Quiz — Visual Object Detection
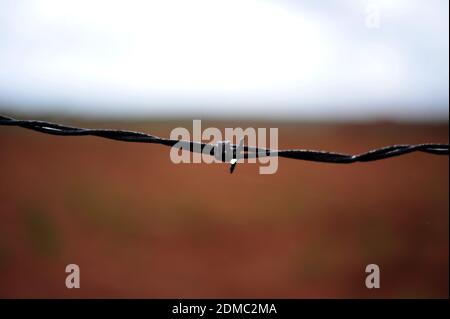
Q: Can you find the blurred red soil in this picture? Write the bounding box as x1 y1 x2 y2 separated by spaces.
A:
0 120 448 298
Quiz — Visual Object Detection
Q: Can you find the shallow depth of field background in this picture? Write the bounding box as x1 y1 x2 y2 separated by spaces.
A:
0 0 449 298
0 119 448 298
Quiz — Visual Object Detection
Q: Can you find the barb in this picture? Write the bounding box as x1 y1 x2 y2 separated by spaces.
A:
0 115 448 174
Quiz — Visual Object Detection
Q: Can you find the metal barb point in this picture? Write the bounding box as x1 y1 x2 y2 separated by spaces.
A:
229 158 238 174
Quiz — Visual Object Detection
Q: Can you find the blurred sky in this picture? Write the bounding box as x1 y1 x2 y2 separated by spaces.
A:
0 0 448 119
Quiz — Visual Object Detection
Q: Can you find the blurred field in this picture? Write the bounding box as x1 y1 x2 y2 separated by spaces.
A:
0 118 448 298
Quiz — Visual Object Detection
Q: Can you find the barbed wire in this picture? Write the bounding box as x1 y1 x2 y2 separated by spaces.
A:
1 115 448 173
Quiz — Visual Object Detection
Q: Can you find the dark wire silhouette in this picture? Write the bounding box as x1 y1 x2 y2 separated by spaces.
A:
1 115 448 174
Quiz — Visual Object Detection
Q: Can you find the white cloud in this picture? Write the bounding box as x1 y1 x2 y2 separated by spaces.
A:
0 0 448 119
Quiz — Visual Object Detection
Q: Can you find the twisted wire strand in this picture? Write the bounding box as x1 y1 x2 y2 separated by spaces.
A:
1 115 448 173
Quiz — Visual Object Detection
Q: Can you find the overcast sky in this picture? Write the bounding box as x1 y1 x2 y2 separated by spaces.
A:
0 0 448 119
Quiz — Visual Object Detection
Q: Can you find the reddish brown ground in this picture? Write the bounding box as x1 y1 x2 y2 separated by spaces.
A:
0 119 448 298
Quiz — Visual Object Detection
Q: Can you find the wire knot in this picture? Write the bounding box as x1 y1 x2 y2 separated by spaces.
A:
214 139 244 174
